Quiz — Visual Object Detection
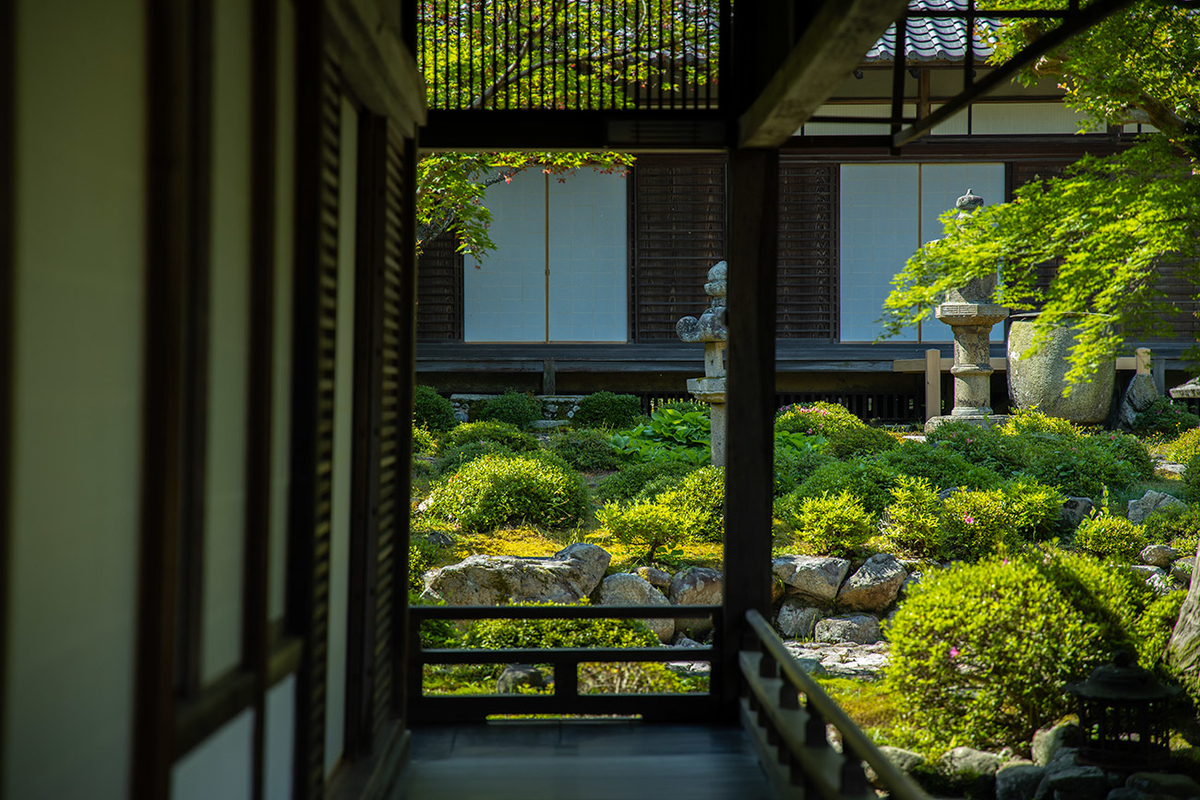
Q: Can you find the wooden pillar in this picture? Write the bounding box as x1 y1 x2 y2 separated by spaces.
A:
1135 347 1151 375
925 349 941 421
720 148 778 720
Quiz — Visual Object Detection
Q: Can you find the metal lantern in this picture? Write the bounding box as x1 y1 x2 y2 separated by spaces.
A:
1065 651 1182 770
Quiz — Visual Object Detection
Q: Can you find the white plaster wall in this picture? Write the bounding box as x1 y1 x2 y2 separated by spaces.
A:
325 95 358 778
839 164 920 342
464 169 547 341
265 676 297 800
269 0 297 625
202 0 253 685
800 103 915 136
971 102 1104 135
171 709 255 800
3 1 144 797
547 170 627 341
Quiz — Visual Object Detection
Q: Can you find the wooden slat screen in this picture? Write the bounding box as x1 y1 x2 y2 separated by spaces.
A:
1011 160 1196 339
416 230 463 341
777 160 838 339
630 155 727 341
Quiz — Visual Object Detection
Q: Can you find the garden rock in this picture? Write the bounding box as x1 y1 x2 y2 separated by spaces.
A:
421 542 611 605
1060 497 1095 530
669 567 722 638
1032 721 1081 767
997 762 1045 800
938 487 964 502
1126 772 1200 798
783 641 887 680
596 573 674 643
815 613 881 645
939 746 1002 797
1142 544 1181 569
776 597 821 639
898 571 922 600
1172 557 1194 586
1045 764 1112 800
771 555 849 603
496 664 546 693
864 746 925 790
1128 565 1178 594
837 553 907 612
635 566 671 589
1129 490 1187 525
425 531 454 547
1120 374 1160 429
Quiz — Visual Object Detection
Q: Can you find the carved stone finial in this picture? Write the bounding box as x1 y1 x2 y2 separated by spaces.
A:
956 188 984 213
677 260 728 343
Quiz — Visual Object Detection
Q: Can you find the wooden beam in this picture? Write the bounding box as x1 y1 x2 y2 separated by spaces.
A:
0 0 13 787
924 349 941 421
738 0 908 148
721 149 779 720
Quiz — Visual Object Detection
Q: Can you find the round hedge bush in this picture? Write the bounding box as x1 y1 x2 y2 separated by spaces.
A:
655 466 725 542
477 390 542 429
547 428 623 472
940 488 1020 560
414 385 457 432
1094 430 1155 482
572 391 643 429
1168 426 1200 465
1072 514 1147 562
778 490 875 558
595 461 697 504
1133 397 1200 439
431 440 510 478
877 441 1003 492
790 460 898 517
775 401 863 438
423 452 588 533
773 447 836 497
925 421 1017 476
886 552 1153 753
412 424 437 455
826 424 897 460
439 420 539 454
596 500 701 562
881 476 944 559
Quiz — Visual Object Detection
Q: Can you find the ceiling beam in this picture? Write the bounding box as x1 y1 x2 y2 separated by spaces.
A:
738 0 908 149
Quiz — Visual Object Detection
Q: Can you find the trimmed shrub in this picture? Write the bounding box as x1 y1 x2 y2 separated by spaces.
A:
773 447 836 497
1186 455 1200 503
1004 407 1082 437
827 425 897 460
654 399 707 416
1137 590 1187 669
877 441 1003 492
412 424 437 455
886 552 1152 753
779 490 875 558
597 500 701 562
775 401 863 438
656 466 725 542
423 452 588 533
1167 426 1200 465
477 390 542 429
1142 503 1200 551
431 440 510 478
881 476 945 559
547 428 622 472
573 391 643 429
414 385 457 432
595 461 696 504
940 489 1018 560
925 421 1017 476
1094 430 1156 482
1073 514 1147 562
1133 397 1200 439
1015 432 1137 500
1002 478 1065 542
439 420 539 454
791 460 898 517
463 605 660 649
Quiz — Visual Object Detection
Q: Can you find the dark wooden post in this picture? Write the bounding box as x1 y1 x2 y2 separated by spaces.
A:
719 148 778 720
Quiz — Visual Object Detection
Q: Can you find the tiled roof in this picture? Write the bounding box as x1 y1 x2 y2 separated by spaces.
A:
865 0 999 62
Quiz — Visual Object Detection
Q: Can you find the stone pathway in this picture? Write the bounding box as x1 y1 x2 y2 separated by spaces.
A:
784 641 889 681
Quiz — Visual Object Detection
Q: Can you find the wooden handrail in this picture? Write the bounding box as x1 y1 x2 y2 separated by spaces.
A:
410 603 720 620
741 609 930 800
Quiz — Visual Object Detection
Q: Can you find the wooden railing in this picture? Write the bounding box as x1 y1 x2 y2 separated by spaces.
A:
740 610 929 800
408 603 722 723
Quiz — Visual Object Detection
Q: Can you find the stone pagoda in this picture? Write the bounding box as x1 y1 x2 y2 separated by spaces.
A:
676 261 728 466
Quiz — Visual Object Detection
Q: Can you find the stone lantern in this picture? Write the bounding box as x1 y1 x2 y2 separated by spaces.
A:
676 261 727 466
1065 651 1181 770
924 189 1009 432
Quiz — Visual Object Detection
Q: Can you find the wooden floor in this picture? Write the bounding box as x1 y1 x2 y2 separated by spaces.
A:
396 721 777 800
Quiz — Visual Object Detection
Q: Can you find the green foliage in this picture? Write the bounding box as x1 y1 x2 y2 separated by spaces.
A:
940 489 1019 560
609 406 711 465
1014 432 1136 501
1073 514 1148 563
423 452 588 533
655 466 724 542
886 552 1153 753
881 476 945 559
1137 591 1188 670
1004 408 1081 437
414 385 458 432
779 491 876 558
775 401 864 438
547 428 622 473
431 440 512 477
773 447 836 497
462 605 660 650
579 661 698 695
827 425 897 460
1093 430 1155 482
477 390 542 429
412 424 437 455
925 421 1017 476
791 460 898 517
572 391 643 429
1170 427 1200 466
596 500 700 562
439 420 539 454
877 441 1003 492
594 461 696 504
1132 397 1200 439
1142 503 1200 552
1001 478 1066 542
1186 456 1200 503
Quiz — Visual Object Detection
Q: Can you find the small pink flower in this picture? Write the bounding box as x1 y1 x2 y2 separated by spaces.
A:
949 646 960 658
964 515 975 525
